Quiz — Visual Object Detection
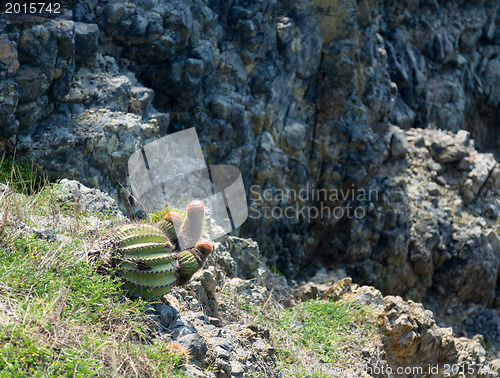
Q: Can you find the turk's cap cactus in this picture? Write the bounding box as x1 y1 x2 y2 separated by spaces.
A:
92 200 214 299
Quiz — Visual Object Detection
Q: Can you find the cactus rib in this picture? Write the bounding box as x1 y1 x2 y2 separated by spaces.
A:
121 270 177 288
118 242 173 257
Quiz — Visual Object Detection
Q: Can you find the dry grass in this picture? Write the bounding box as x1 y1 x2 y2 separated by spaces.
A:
0 185 9 242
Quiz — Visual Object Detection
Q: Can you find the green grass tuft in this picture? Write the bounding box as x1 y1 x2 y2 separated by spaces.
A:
244 297 377 377
273 299 375 363
0 233 188 376
0 157 46 194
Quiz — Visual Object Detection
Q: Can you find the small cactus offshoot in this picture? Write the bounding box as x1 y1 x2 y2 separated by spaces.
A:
94 200 213 299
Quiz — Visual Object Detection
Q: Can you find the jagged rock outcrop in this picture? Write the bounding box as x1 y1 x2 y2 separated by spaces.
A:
161 239 497 377
159 264 298 378
382 0 500 151
313 128 500 311
294 276 496 377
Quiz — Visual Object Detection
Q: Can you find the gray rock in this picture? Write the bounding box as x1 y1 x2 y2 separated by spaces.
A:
457 156 475 171
293 282 328 301
15 96 48 133
316 176 413 296
196 266 216 298
197 324 222 339
182 364 213 378
207 336 231 360
349 285 385 310
73 2 96 24
15 66 49 102
0 34 19 78
424 78 466 132
149 303 178 330
313 126 500 311
390 126 409 158
484 204 500 220
128 86 153 119
147 110 170 134
385 35 427 106
49 20 75 102
208 241 238 278
57 179 124 218
429 133 469 164
230 361 244 377
32 228 57 242
227 237 260 280
176 333 208 366
434 228 499 307
74 22 99 64
17 22 59 82
172 324 198 339
380 295 486 368
463 307 500 346
389 93 416 129
459 153 497 204
211 357 231 377
279 119 307 156
0 79 19 137
485 164 500 196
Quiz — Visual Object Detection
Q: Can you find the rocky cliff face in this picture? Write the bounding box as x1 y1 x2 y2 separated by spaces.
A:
1 0 500 318
383 0 500 147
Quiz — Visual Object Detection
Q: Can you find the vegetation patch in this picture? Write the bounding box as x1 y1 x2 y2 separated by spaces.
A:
247 298 377 377
0 157 45 194
0 161 187 377
0 233 185 377
0 158 381 377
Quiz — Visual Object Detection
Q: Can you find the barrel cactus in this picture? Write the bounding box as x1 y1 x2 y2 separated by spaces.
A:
94 200 213 299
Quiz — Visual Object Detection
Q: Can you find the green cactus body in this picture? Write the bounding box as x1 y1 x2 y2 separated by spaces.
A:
157 220 177 241
108 223 177 298
174 250 200 287
118 233 169 247
121 282 173 298
95 200 213 299
118 242 173 259
122 270 177 288
121 256 178 273
177 250 202 275
157 212 182 242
